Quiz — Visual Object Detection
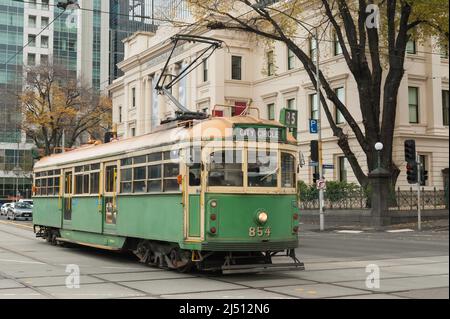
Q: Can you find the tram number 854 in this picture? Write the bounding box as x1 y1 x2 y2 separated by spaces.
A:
248 227 271 237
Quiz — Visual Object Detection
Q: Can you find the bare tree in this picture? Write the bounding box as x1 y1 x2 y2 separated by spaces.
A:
20 63 112 156
185 0 448 191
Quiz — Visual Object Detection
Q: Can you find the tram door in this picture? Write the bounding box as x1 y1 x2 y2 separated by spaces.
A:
103 163 118 233
62 169 73 228
185 158 202 240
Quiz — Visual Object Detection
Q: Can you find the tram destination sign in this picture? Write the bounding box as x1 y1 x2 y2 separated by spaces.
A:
233 126 282 141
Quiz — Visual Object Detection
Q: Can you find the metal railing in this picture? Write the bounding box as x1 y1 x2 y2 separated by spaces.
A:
299 186 449 211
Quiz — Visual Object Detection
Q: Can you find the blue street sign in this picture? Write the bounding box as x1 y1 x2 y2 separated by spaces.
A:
309 119 318 134
323 164 335 169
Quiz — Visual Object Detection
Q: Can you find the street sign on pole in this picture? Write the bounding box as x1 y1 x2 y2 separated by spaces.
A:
309 119 318 134
316 179 326 190
322 164 334 170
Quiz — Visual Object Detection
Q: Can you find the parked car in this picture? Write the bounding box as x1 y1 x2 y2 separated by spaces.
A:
19 199 33 208
7 202 33 221
1 203 12 216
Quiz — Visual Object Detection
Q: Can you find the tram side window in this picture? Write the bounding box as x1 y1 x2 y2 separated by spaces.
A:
35 170 61 196
208 150 243 187
281 153 296 188
54 176 60 195
164 163 180 191
47 176 54 195
247 150 278 187
120 168 132 193
133 166 146 193
148 164 162 192
35 179 41 195
90 172 100 194
41 178 47 195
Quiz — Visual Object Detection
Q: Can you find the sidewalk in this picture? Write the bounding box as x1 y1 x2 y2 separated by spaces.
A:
300 218 449 233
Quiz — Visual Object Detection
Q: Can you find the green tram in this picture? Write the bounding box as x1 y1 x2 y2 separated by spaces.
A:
32 115 304 273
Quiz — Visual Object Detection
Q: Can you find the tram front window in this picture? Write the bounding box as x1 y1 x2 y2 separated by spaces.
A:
247 150 278 187
208 150 243 187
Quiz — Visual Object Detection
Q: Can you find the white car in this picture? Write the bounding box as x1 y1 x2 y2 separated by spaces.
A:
19 199 33 208
1 203 12 216
7 202 33 221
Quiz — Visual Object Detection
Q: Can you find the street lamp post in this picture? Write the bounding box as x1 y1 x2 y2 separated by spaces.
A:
369 142 391 228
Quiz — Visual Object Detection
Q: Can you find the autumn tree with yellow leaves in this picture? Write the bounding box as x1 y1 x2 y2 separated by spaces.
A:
185 0 448 190
20 64 112 156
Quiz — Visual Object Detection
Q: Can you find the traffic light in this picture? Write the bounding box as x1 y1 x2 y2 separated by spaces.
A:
310 140 319 162
406 163 418 184
404 140 416 164
420 169 428 186
313 173 320 184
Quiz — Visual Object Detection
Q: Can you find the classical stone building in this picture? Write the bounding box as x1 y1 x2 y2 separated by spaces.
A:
108 24 449 190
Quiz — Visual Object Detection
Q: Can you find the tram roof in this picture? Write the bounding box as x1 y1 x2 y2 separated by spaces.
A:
34 116 295 170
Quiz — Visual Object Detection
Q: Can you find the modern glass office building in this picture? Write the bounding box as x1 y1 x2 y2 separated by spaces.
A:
0 0 34 202
0 0 190 201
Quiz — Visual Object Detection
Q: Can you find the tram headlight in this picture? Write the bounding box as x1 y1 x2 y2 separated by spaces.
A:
210 200 217 208
257 211 268 224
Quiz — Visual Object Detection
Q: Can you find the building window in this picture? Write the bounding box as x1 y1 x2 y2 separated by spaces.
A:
334 87 345 124
443 90 449 126
338 156 348 182
131 87 136 108
408 87 419 124
309 93 319 120
287 98 295 110
29 0 36 8
309 37 317 62
41 36 49 48
28 16 36 28
231 56 242 80
28 34 36 47
267 50 275 76
287 48 295 70
406 39 416 54
118 106 122 123
267 103 275 120
40 54 48 65
41 0 49 10
333 32 343 56
441 43 449 59
203 59 208 82
131 127 136 137
28 53 36 66
41 17 49 28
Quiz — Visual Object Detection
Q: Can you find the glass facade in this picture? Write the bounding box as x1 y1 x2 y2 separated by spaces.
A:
93 0 102 90
109 0 158 82
0 0 24 144
53 6 78 79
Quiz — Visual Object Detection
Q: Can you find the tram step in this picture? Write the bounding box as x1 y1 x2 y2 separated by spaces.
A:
222 262 305 274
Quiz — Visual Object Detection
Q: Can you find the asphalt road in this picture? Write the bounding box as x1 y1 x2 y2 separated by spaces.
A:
0 216 448 299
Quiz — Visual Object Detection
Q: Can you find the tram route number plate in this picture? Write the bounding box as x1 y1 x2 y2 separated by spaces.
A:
249 227 271 237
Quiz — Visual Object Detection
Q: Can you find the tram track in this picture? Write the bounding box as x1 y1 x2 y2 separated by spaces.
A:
0 221 447 299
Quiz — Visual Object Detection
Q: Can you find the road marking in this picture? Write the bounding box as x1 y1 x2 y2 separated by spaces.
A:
0 220 34 230
336 230 363 234
386 229 415 233
0 258 45 265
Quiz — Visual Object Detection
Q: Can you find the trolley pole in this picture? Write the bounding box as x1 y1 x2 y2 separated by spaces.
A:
315 28 325 231
417 154 421 231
